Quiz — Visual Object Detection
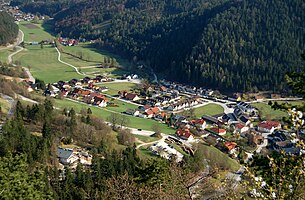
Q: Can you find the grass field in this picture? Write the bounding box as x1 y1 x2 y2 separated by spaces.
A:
13 45 85 83
53 98 175 134
135 135 159 143
251 102 288 120
99 82 139 96
0 49 12 63
15 20 132 83
20 21 54 42
194 104 224 117
106 99 138 113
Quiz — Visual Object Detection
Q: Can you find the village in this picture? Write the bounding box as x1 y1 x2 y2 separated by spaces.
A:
35 71 304 170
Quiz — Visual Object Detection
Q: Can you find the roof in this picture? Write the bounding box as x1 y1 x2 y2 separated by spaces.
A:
191 119 206 125
225 142 237 151
143 104 151 109
151 107 160 114
235 123 245 129
258 121 280 129
57 148 73 159
210 128 226 134
176 129 193 139
145 109 154 115
125 93 138 100
160 86 167 91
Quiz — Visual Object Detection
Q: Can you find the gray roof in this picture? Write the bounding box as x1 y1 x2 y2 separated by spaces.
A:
57 148 73 159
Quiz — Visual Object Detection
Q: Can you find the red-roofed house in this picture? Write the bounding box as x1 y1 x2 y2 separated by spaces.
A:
190 119 206 130
257 121 281 133
210 128 227 136
225 142 238 154
235 123 249 134
176 129 194 141
145 109 155 118
125 93 140 101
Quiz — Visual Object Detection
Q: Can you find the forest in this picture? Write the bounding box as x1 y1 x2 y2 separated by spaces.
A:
13 0 305 92
0 11 19 45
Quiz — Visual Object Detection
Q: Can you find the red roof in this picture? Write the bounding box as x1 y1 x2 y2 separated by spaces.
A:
176 129 193 139
151 107 160 114
160 86 167 91
191 119 206 125
210 128 226 134
125 93 138 100
235 123 245 129
258 121 280 130
225 142 237 151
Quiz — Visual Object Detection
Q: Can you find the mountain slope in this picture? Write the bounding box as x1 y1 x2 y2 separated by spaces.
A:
0 11 19 45
15 0 305 92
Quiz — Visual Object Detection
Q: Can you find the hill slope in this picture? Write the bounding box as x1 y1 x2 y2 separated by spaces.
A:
0 11 19 45
15 0 305 92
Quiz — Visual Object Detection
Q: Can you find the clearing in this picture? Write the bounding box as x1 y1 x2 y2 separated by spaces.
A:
194 103 224 118
251 102 288 120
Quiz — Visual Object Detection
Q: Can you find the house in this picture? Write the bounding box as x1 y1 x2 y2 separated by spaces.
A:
57 148 78 165
125 109 139 116
138 104 151 112
155 112 167 121
145 109 154 118
257 121 281 133
210 127 227 136
190 119 206 130
176 129 194 141
125 93 140 101
225 142 238 155
235 123 249 134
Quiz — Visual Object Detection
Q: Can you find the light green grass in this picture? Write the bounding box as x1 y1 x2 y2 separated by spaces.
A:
106 99 138 113
251 102 288 120
19 21 54 42
13 45 84 83
0 49 11 63
53 98 175 134
194 104 224 117
135 135 159 143
99 82 138 96
0 97 10 114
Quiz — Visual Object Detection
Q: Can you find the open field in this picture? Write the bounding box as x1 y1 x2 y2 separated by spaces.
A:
251 102 289 120
135 135 159 143
53 98 175 134
20 21 54 42
15 20 132 83
106 99 138 113
100 82 138 96
194 104 224 118
13 45 85 83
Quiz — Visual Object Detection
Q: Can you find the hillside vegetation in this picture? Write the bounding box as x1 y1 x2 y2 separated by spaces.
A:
13 0 305 92
0 11 19 45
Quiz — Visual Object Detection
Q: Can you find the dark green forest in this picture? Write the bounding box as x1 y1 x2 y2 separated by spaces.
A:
12 0 305 92
0 11 19 45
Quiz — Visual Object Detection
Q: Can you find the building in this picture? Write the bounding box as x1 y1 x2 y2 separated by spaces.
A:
176 129 194 141
125 93 140 101
190 119 206 130
257 121 281 133
235 123 249 134
224 142 238 155
210 127 227 136
57 148 78 165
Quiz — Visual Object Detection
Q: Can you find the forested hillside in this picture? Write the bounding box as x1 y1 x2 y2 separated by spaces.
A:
0 11 19 45
14 0 305 92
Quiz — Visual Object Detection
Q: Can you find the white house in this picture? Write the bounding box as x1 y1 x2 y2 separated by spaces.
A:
57 148 78 165
257 121 281 133
235 123 249 134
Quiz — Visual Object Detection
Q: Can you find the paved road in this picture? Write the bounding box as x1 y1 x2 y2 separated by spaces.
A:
136 134 167 149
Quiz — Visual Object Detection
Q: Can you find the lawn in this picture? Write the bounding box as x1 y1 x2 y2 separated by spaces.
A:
12 45 85 83
135 135 159 143
19 21 54 42
53 98 175 134
194 103 224 118
251 102 288 120
15 20 132 83
0 49 12 63
106 99 138 113
99 82 139 96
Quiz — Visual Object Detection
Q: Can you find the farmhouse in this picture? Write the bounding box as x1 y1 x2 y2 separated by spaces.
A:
210 127 227 136
176 129 194 141
235 123 249 134
257 121 281 133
